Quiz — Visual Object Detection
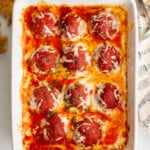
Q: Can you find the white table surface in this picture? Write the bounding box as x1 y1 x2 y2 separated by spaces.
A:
0 7 150 150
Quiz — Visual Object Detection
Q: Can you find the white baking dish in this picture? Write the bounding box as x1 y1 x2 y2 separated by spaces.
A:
11 0 138 149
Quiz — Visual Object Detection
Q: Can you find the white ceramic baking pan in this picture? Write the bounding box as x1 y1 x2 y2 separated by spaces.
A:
11 0 138 149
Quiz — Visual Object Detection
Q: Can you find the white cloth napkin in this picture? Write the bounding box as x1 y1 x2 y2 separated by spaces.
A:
137 0 150 132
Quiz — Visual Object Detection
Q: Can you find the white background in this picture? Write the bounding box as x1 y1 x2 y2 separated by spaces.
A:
0 7 150 150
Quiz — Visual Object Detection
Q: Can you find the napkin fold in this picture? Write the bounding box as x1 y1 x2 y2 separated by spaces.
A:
137 0 150 132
